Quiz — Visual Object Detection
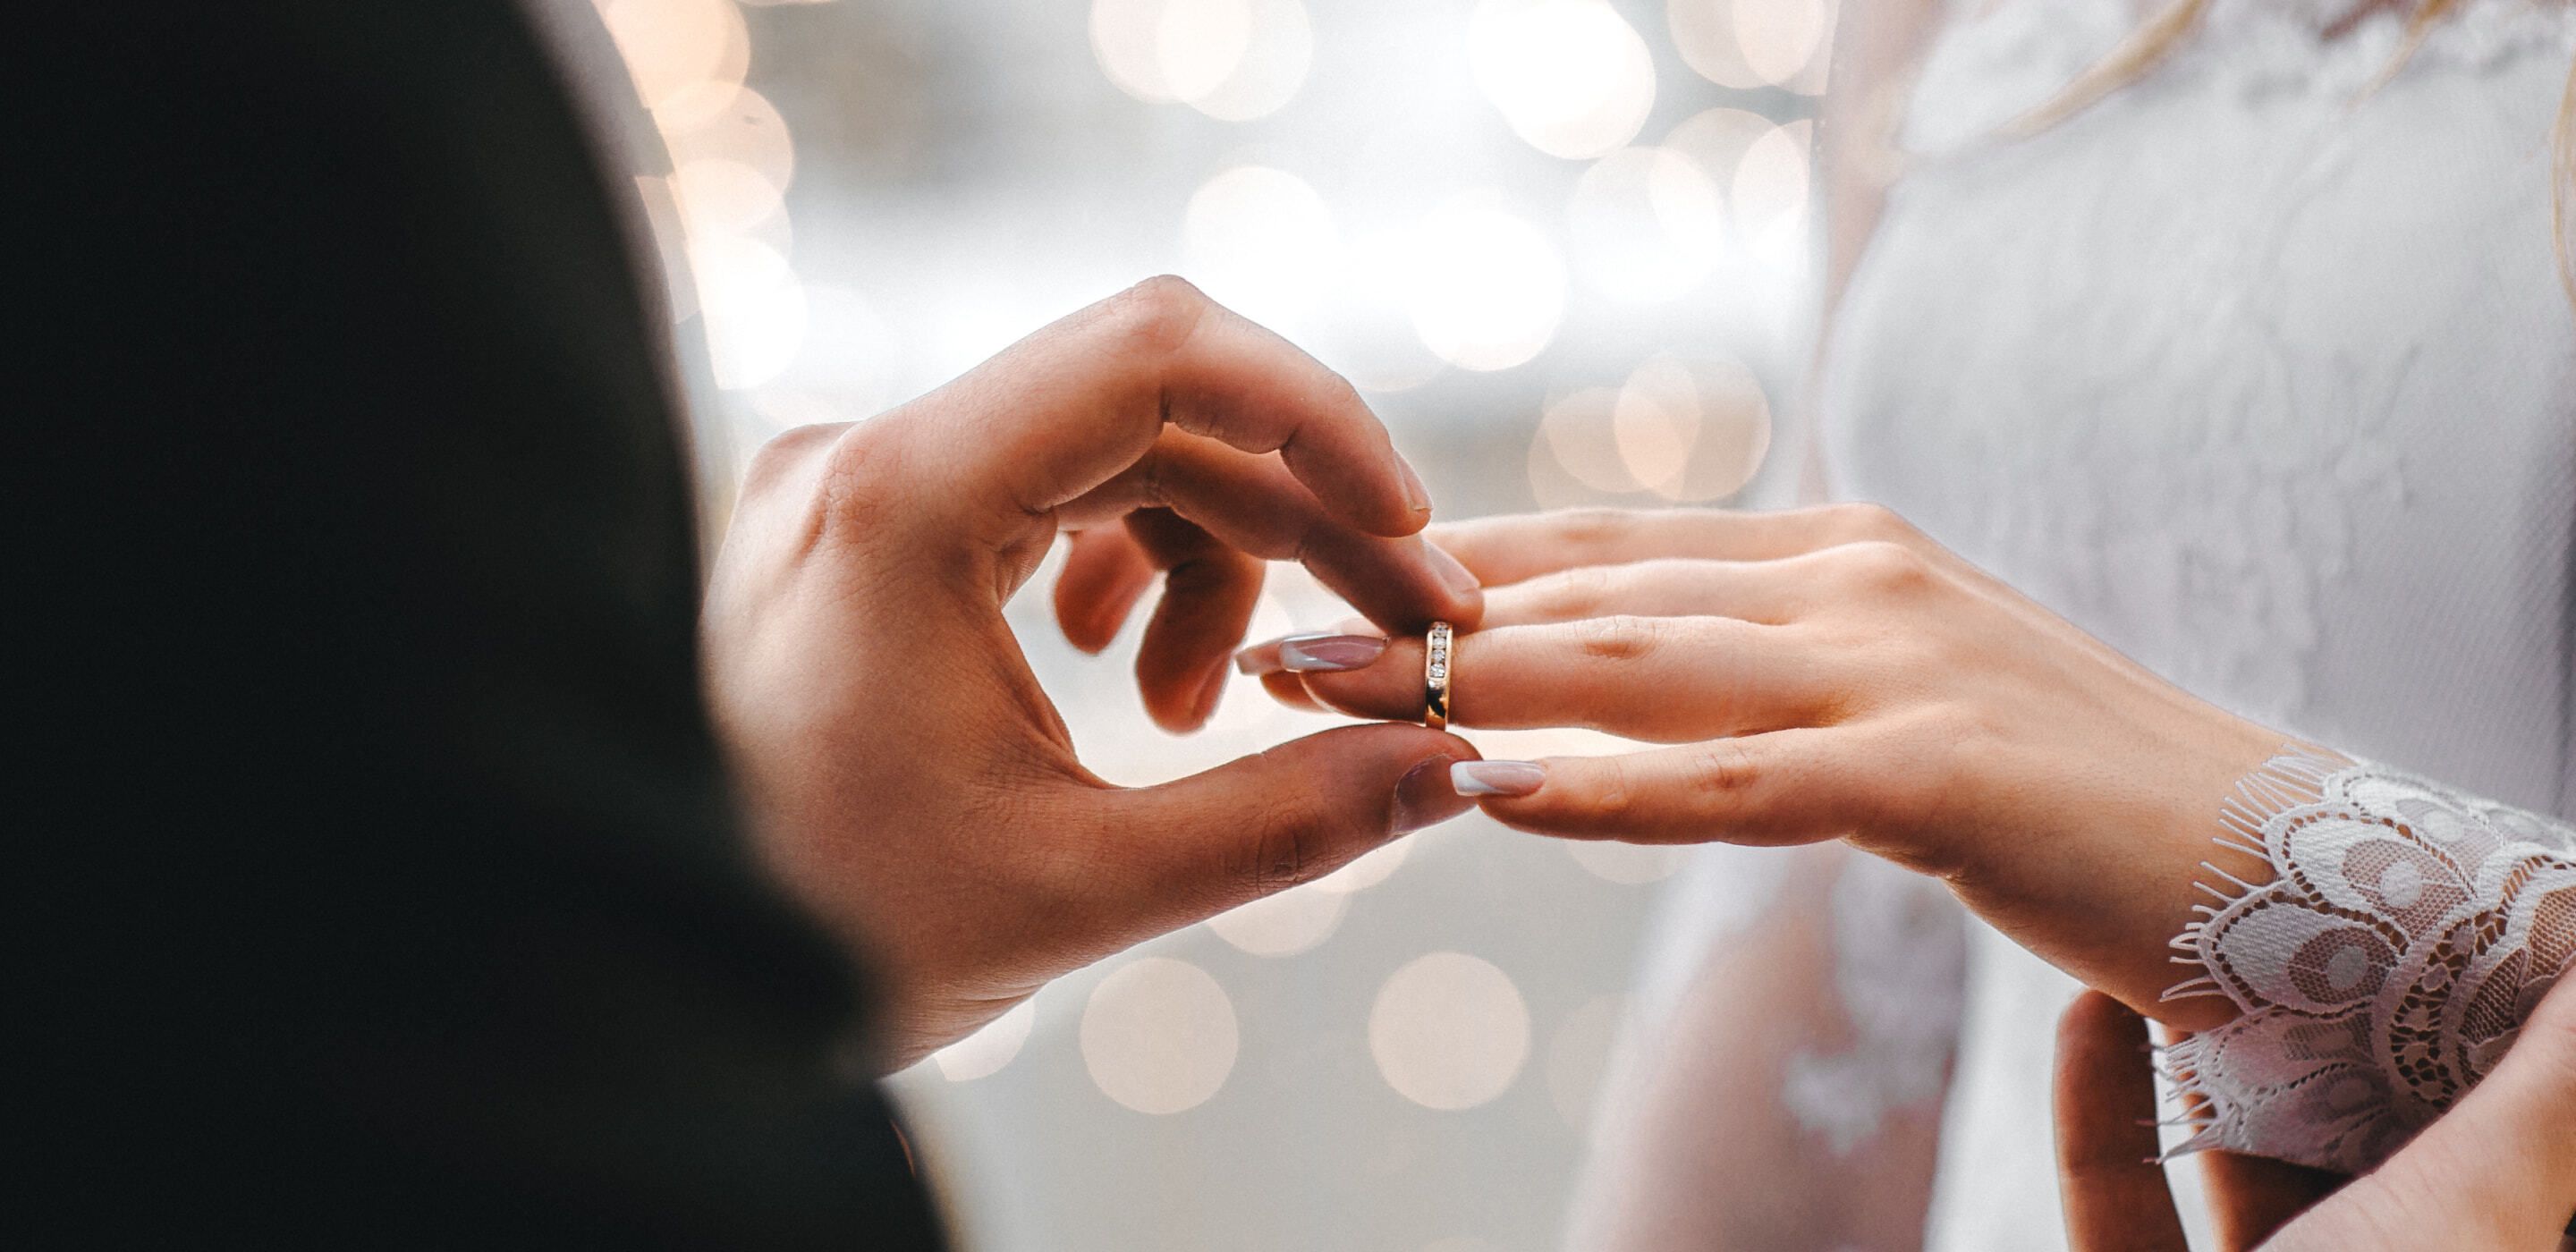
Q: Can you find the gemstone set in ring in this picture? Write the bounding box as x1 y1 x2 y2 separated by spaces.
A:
1424 621 1453 730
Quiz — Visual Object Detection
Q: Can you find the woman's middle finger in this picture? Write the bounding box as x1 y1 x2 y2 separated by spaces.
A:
1275 616 1836 743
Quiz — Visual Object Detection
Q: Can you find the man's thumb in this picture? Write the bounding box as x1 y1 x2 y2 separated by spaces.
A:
1096 722 1478 936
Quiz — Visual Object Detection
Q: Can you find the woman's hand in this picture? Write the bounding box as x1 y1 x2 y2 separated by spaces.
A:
703 278 1486 1069
1241 503 2284 1029
2055 982 2576 1250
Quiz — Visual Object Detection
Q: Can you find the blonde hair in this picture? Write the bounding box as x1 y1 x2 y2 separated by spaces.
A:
2002 0 2576 304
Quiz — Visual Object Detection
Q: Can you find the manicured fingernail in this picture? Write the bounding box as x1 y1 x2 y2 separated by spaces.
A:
1398 461 1434 518
1452 760 1544 797
1426 544 1480 597
1277 632 1387 673
1392 757 1474 833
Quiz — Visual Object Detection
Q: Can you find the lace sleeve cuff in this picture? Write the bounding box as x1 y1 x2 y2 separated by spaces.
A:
2162 746 2576 1173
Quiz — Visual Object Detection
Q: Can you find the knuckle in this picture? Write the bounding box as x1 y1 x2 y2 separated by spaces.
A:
739 421 846 499
1587 756 1640 822
1535 565 1615 618
1554 507 1642 553
1575 614 1665 663
1841 538 1936 595
1103 275 1214 357
1679 740 1762 804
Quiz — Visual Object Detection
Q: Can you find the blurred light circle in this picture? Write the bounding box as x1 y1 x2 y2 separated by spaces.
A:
1568 147 1726 302
1470 0 1657 160
600 0 750 123
1667 0 1758 89
1669 0 1830 91
1563 838 1688 884
1546 994 1629 1132
1309 231 1446 394
1080 958 1241 1114
661 86 796 191
1404 198 1565 372
1191 0 1314 121
1182 165 1341 329
691 235 809 390
1664 106 1775 188
1617 355 1773 500
1737 0 1833 88
1097 0 1307 115
1732 119 1812 239
1369 952 1530 1110
1207 884 1351 956
932 1000 1035 1082
1614 357 1701 495
784 283 903 414
672 158 784 239
1538 386 1640 494
1310 837 1410 895
1093 0 1182 101
1158 0 1255 103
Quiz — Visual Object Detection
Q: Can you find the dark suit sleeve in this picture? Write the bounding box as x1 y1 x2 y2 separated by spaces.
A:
21 6 947 1248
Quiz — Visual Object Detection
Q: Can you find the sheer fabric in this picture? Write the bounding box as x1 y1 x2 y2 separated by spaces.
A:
2169 748 2576 1172
1575 0 2576 1247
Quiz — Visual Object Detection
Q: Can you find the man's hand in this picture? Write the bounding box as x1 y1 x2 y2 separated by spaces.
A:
2055 983 2576 1251
701 278 1485 1069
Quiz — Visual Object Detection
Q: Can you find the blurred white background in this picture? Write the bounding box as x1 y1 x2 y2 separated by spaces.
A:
597 1 1834 1247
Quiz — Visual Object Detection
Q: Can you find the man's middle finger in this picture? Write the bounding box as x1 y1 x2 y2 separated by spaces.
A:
1062 427 1483 633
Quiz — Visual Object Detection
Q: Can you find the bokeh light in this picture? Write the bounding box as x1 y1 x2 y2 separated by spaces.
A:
599 0 750 123
672 157 785 239
660 85 796 190
1369 952 1531 1110
1195 0 1315 122
1312 837 1411 895
691 234 808 390
1623 354 1773 500
935 1000 1038 1082
1668 0 1834 92
1537 386 1640 496
1404 197 1566 372
1308 231 1449 393
1470 0 1658 160
1206 884 1351 956
1081 957 1241 1114
1093 0 1313 120
1183 165 1342 331
1568 146 1727 302
1732 119 1813 241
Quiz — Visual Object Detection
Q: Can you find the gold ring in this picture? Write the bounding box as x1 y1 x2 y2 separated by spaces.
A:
1424 621 1453 730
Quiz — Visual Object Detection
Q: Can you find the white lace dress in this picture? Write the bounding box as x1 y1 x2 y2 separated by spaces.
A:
1576 2 2576 1248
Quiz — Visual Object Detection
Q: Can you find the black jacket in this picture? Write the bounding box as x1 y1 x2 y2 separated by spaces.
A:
23 4 945 1246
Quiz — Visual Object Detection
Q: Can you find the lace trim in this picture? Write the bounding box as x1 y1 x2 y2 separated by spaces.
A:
2161 746 2576 1172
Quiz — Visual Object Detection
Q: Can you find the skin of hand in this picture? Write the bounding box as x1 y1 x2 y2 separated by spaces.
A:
1236 504 2287 1031
2055 981 2576 1251
702 278 1487 1070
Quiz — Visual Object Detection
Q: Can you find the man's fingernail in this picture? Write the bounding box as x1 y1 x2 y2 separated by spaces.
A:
1276 632 1387 673
1427 544 1480 597
1399 461 1434 518
1392 757 1472 833
1452 760 1545 797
